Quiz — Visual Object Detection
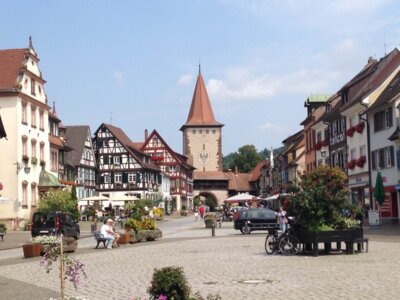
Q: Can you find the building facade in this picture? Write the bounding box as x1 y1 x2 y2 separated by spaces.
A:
0 38 53 228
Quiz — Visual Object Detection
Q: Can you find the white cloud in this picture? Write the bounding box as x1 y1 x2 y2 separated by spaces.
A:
177 74 193 86
206 67 338 103
113 71 125 86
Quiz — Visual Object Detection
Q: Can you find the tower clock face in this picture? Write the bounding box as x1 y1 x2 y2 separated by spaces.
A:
198 151 209 165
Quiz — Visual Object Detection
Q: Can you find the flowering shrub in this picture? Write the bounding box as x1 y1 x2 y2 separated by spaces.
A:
32 235 60 245
39 235 87 291
141 219 157 230
153 207 164 218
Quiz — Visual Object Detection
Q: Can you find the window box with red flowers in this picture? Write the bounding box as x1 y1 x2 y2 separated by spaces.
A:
346 159 356 170
321 139 329 147
346 127 355 137
354 122 365 133
356 156 366 168
151 156 163 162
314 142 322 151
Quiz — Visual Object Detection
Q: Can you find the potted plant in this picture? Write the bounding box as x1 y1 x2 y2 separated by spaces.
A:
204 214 217 228
23 239 42 258
0 223 6 233
40 160 46 167
289 165 363 256
180 205 188 216
31 157 38 165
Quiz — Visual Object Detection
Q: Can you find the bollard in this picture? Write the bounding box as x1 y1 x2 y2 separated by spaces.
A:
91 223 97 233
211 224 215 237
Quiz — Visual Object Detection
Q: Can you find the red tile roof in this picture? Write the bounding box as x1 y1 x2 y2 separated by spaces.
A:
181 72 223 129
0 49 26 89
225 171 252 191
249 161 270 182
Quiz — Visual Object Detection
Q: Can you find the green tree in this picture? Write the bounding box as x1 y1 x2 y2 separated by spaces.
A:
70 186 77 201
38 189 80 220
289 165 352 230
234 145 262 173
222 152 237 171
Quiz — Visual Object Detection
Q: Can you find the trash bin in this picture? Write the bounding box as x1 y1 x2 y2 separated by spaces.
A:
91 223 97 232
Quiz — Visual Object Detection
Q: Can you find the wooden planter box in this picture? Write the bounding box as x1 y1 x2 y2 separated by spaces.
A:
118 233 130 244
296 228 363 256
23 244 41 258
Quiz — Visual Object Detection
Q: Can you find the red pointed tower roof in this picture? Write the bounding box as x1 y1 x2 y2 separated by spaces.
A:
180 69 223 130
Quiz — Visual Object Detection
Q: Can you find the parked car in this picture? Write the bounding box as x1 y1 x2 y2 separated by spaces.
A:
233 208 279 234
31 211 80 239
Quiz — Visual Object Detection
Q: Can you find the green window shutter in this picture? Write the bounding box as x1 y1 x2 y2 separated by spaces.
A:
100 175 104 184
136 172 141 183
111 174 114 184
122 172 128 183
103 155 109 165
157 174 162 184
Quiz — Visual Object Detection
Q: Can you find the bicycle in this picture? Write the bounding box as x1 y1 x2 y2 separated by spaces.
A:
265 225 302 255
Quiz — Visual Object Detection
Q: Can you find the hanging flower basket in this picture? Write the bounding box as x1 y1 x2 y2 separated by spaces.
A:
314 142 322 151
22 155 29 163
346 127 355 137
355 122 365 133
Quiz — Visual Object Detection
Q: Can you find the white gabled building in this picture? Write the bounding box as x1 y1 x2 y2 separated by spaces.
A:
366 68 400 223
0 38 52 229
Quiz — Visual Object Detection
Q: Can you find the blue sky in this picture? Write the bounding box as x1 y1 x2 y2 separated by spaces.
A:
1 0 400 155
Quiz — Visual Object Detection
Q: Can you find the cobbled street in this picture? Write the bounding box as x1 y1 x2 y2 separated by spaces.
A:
0 217 399 300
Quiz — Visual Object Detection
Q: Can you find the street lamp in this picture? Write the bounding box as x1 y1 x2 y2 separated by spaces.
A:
15 162 31 174
321 149 326 158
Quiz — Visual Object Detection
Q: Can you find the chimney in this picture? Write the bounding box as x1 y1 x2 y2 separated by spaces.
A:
144 129 148 140
365 56 377 69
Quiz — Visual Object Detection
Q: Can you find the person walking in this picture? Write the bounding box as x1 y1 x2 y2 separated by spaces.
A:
194 206 199 221
277 206 288 233
199 206 205 219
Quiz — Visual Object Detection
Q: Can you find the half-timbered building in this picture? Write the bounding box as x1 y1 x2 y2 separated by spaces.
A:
141 129 194 211
93 123 161 204
64 125 97 202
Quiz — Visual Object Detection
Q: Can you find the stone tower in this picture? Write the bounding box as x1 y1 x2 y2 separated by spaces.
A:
180 69 224 172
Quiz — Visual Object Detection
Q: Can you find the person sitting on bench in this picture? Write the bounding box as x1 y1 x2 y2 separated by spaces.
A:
100 219 116 249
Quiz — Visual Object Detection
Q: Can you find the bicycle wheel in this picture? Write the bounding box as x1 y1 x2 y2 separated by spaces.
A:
279 235 302 255
265 234 276 254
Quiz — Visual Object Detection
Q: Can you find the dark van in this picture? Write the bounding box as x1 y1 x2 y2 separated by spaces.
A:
31 211 80 239
234 208 279 234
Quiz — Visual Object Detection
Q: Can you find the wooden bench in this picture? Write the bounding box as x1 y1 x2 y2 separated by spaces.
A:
0 232 5 241
93 231 107 249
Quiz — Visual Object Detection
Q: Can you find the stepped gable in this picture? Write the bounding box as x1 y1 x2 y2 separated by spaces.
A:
180 71 223 129
0 49 26 89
